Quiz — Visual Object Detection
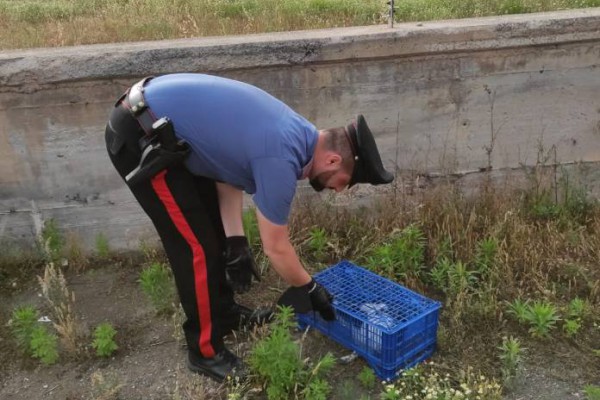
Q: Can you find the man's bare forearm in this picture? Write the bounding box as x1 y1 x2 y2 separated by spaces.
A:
216 182 244 237
254 210 310 286
265 241 312 287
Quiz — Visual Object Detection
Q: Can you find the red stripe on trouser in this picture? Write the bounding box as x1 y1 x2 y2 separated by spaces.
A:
150 170 216 358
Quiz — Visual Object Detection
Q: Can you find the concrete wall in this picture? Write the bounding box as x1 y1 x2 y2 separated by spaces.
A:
1 9 600 250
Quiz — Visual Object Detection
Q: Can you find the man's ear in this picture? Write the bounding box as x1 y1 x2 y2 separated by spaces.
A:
326 153 342 166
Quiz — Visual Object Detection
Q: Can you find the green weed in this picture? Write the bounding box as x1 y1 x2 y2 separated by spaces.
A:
308 227 329 260
474 237 498 275
95 232 110 258
447 260 477 295
506 299 531 324
523 190 561 221
567 297 589 320
525 300 561 338
563 319 581 338
216 0 260 18
366 224 425 282
430 257 478 324
559 175 596 224
41 218 64 262
585 385 600 400
357 365 376 389
92 322 118 357
522 174 596 226
249 306 335 400
9 305 59 365
506 298 562 338
4 1 75 23
561 296 588 338
302 376 331 400
9 305 39 350
499 0 531 14
139 262 176 314
243 208 261 249
29 325 59 365
498 336 524 388
431 235 455 264
429 257 451 291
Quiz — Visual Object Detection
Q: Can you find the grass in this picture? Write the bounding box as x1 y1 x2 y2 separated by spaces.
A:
9 305 39 351
38 261 84 357
249 306 335 400
29 325 59 365
524 300 561 338
91 322 118 357
1 0 599 49
498 336 524 388
2 160 600 396
585 385 600 400
285 166 600 389
95 233 110 259
41 218 64 263
364 224 426 284
10 305 60 365
138 261 176 314
357 366 377 389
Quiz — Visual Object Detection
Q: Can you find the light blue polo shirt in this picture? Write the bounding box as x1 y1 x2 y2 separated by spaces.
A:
143 73 318 225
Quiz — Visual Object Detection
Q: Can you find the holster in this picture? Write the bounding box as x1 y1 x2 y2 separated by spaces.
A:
125 117 190 186
110 77 191 186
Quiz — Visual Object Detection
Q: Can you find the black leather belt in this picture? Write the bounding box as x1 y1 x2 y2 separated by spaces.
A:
121 76 157 136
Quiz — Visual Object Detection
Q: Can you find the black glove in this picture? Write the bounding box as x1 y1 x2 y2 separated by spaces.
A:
224 236 260 294
278 279 336 321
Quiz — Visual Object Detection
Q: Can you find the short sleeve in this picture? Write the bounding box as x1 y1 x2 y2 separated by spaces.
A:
251 158 298 225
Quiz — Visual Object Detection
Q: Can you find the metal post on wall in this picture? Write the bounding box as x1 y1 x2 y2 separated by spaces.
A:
388 0 395 28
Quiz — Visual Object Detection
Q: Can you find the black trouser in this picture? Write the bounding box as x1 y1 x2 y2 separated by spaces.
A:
105 104 236 358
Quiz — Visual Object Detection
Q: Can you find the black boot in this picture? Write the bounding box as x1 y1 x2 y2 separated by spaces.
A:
224 303 274 332
187 348 246 382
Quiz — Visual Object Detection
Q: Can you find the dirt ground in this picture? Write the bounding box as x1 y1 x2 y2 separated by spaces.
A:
1 257 598 400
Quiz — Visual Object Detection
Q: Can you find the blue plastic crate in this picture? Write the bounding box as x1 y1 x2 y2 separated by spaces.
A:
297 261 441 381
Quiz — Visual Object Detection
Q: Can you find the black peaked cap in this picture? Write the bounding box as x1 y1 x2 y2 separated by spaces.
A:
347 115 394 188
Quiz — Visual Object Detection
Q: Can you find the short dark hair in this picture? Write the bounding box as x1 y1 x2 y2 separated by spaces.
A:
322 127 354 173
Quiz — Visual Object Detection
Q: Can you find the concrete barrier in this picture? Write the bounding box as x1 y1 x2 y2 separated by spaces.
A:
1 9 599 250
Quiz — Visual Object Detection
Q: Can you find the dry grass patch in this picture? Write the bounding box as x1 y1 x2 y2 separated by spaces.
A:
2 0 600 49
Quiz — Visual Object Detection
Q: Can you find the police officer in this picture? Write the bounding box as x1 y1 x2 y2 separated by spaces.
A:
105 73 393 382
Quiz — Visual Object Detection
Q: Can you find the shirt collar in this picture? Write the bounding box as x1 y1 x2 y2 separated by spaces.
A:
301 157 314 179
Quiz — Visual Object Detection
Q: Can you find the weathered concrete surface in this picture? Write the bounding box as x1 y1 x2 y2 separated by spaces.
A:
1 9 600 250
